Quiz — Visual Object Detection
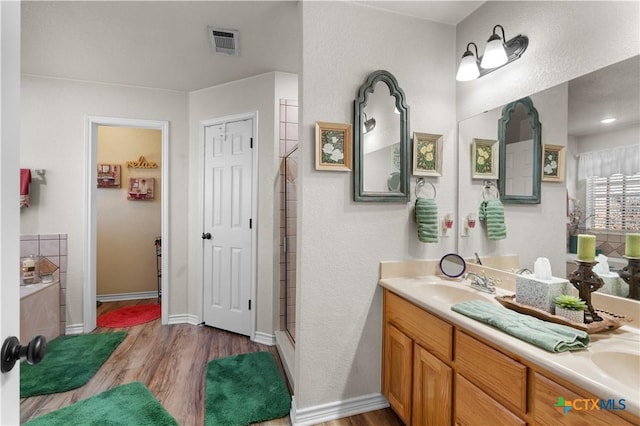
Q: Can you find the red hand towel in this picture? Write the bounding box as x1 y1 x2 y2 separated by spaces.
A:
20 169 31 208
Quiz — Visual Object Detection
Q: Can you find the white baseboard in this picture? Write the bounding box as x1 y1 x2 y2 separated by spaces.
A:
253 331 276 346
97 291 159 302
290 393 389 426
167 314 199 325
65 323 84 335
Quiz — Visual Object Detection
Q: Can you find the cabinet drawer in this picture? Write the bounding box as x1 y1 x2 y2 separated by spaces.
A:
456 374 526 426
385 290 453 361
455 331 527 414
532 372 636 426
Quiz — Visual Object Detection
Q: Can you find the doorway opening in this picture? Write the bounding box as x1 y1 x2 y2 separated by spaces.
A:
85 117 169 332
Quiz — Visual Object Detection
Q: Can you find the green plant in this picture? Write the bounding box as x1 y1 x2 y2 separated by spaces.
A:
553 295 587 311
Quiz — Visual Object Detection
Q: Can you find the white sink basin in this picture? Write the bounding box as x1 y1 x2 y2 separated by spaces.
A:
412 283 492 304
591 351 640 389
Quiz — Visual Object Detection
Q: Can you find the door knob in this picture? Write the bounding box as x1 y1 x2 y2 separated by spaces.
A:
1 335 47 373
202 232 212 240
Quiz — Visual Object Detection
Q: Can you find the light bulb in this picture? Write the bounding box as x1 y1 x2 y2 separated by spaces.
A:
481 37 508 69
456 53 480 82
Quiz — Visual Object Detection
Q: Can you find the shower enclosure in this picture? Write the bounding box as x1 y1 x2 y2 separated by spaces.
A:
282 146 298 342
279 98 298 344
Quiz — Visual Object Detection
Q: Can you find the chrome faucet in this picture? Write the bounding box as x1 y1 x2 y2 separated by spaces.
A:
463 271 497 294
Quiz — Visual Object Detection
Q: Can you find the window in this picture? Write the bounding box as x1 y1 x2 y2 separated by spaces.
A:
586 173 640 231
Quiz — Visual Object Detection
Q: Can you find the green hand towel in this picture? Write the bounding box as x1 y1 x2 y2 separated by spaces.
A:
479 199 507 240
415 198 438 243
451 300 590 353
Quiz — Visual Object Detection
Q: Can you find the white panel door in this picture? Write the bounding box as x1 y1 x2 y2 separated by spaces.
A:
505 139 533 196
202 118 253 336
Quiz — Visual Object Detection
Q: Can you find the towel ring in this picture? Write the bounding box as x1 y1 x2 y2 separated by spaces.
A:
482 181 500 200
415 178 436 199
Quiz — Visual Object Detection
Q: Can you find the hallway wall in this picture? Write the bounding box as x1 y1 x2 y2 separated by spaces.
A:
96 126 162 296
20 75 189 325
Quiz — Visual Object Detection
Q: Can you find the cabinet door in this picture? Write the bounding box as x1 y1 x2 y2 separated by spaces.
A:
384 323 413 424
456 374 526 426
413 344 452 426
532 373 635 426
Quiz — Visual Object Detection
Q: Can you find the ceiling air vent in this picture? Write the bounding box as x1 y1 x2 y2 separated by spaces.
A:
208 27 239 56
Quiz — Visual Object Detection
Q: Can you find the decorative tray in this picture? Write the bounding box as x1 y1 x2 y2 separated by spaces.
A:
495 294 633 334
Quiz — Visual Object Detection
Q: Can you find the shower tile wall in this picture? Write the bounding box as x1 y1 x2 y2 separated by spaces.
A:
279 99 298 342
20 234 67 335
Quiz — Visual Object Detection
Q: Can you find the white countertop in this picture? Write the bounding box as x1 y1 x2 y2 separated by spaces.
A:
379 275 640 418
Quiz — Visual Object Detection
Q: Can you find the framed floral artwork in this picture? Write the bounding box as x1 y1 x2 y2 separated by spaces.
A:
542 144 565 182
315 121 352 171
97 164 121 188
471 138 499 180
412 132 443 177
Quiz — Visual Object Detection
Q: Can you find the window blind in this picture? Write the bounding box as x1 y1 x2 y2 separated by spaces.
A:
586 173 640 231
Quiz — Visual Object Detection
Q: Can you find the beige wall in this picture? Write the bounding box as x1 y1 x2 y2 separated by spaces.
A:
296 0 457 411
96 126 161 296
21 75 189 326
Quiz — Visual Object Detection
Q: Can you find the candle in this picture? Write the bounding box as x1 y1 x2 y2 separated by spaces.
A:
576 234 596 262
626 233 640 258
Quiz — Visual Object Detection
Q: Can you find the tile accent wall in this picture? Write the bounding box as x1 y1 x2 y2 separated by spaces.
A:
279 99 298 342
20 234 67 335
593 232 627 258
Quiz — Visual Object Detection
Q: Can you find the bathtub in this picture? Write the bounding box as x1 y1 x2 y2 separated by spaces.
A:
20 281 60 344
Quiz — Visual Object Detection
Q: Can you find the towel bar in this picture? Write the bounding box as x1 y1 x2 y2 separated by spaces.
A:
482 180 500 200
415 178 436 199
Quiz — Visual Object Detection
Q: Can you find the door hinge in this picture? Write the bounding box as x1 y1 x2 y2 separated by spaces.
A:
249 218 252 229
248 300 252 310
250 137 253 149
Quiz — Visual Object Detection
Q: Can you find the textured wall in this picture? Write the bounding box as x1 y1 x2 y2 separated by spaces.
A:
297 1 456 410
188 72 298 336
456 1 640 120
21 76 189 325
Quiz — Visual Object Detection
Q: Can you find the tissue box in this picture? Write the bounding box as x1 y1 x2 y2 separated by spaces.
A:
599 273 629 298
516 275 570 313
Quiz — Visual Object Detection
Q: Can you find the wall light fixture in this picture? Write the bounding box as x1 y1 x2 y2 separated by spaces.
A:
456 24 528 82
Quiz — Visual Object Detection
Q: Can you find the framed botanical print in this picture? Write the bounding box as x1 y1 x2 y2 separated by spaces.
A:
315 121 352 171
542 144 566 182
412 132 443 177
471 138 499 180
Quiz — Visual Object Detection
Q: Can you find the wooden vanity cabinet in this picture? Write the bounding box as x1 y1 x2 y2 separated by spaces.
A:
382 288 639 426
383 290 453 425
532 372 636 426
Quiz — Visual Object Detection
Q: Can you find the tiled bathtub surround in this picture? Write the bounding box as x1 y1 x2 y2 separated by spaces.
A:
20 234 67 335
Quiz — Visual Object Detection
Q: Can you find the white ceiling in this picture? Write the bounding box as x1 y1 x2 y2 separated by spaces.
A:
21 1 482 93
568 56 640 137
21 1 301 92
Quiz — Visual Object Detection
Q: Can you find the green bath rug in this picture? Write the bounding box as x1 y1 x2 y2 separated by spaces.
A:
21 332 127 397
205 351 291 426
23 382 178 426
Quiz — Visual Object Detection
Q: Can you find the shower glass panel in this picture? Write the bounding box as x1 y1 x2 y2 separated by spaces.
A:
283 146 298 342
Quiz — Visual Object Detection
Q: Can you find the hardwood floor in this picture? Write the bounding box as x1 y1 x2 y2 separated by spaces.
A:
20 299 402 426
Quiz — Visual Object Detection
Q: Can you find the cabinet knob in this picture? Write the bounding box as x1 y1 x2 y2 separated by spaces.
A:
1 335 47 373
202 232 212 240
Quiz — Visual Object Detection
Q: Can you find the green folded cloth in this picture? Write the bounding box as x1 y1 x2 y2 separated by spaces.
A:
451 300 590 353
415 198 438 243
479 199 506 240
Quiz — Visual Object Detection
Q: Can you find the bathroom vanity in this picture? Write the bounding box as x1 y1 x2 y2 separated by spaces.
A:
20 281 60 344
379 260 639 426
